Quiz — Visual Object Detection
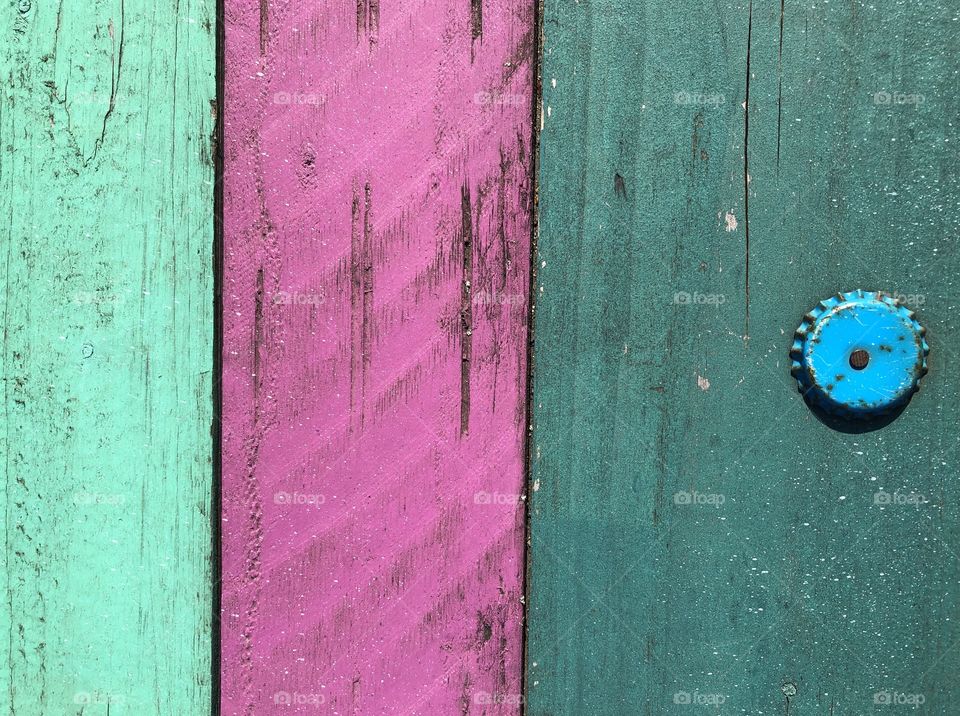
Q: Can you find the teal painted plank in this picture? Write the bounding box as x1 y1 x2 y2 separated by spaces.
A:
526 1 960 713
1 0 216 713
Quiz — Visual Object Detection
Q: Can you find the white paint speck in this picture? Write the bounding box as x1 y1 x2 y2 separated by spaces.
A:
724 211 738 232
697 375 711 391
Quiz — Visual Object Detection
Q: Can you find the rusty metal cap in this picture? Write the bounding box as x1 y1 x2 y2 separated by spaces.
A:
789 290 929 420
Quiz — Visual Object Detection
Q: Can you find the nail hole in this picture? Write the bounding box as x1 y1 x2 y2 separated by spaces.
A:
850 349 870 370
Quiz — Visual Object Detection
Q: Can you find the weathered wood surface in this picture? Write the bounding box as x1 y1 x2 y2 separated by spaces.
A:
1 0 216 713
526 1 960 714
221 1 533 712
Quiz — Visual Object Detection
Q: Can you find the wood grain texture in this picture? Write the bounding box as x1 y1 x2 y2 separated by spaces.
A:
1 0 216 713
526 1 960 714
221 1 533 713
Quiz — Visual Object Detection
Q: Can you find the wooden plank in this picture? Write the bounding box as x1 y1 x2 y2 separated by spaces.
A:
525 1 960 713
1 0 216 713
221 1 533 712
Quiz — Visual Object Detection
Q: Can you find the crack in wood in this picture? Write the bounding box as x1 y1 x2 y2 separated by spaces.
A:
743 0 753 340
460 183 474 437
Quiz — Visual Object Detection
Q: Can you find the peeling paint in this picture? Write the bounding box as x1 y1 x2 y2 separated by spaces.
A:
724 211 738 232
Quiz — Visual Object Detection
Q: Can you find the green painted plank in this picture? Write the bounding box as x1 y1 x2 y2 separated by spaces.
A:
1 1 216 713
526 1 960 713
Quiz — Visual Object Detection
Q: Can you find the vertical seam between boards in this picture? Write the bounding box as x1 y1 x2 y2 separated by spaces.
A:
520 0 544 711
211 0 225 710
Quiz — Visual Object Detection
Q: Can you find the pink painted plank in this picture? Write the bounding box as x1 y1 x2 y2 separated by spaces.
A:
221 1 534 713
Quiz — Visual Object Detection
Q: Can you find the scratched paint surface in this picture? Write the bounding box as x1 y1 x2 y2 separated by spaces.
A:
526 0 960 713
222 1 533 712
1 0 216 713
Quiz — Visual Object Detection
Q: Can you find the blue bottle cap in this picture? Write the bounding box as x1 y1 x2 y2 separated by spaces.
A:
790 290 929 420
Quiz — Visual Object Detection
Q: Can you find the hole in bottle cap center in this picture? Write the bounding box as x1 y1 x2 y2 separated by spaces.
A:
849 349 870 370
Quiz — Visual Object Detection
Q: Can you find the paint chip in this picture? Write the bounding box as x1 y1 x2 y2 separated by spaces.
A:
697 375 711 391
724 211 738 232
